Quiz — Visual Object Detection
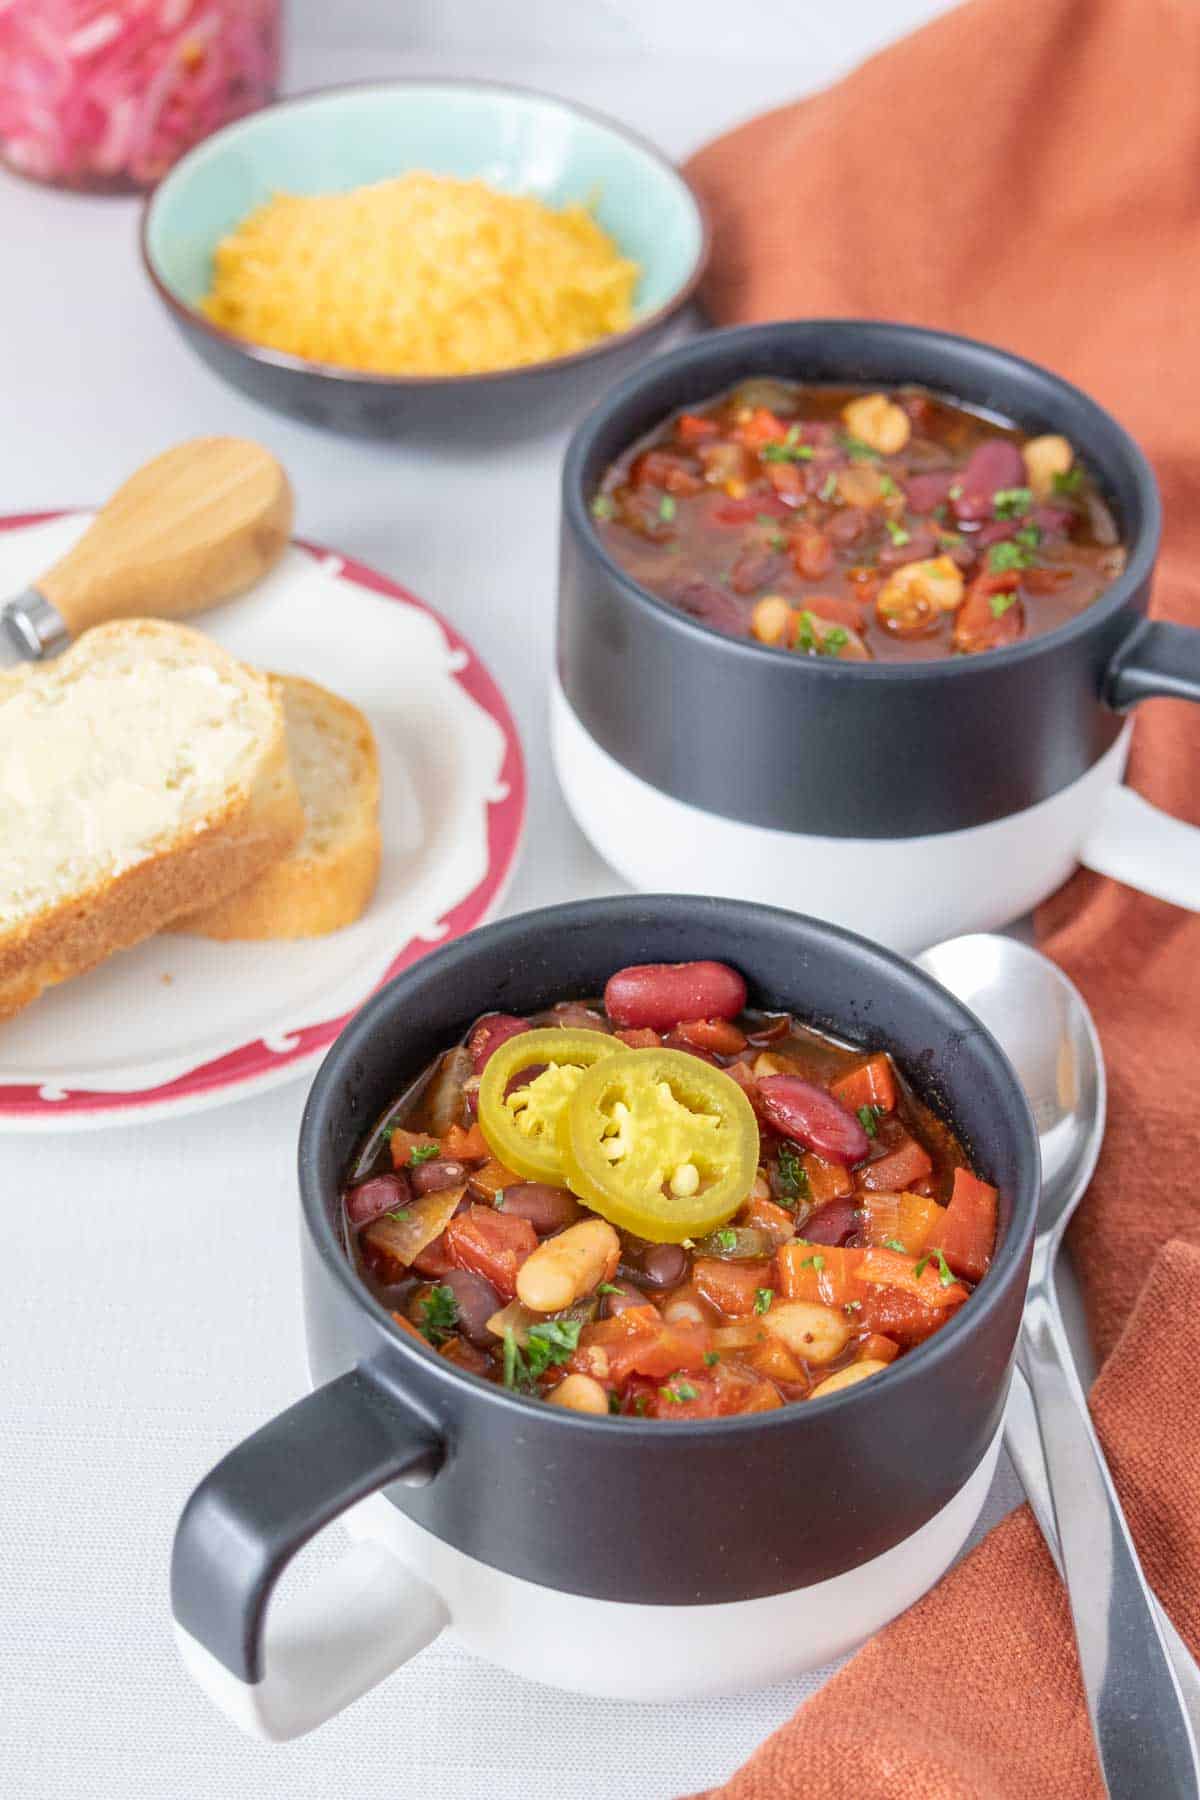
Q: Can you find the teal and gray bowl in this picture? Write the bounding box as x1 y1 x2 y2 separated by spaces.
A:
141 79 709 439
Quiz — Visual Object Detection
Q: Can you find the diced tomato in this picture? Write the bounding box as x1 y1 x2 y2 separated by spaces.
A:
802 593 866 632
574 1306 712 1384
855 1331 901 1364
676 412 720 445
776 1242 858 1307
830 1052 897 1116
443 1204 536 1300
615 1027 661 1049
693 1257 773 1318
743 1335 807 1386
632 449 704 495
933 1167 998 1283
670 1017 748 1055
791 527 833 579
390 1128 441 1168
649 1371 724 1419
855 1285 957 1346
857 1135 933 1191
410 1232 456 1279
440 1335 491 1376
734 407 789 450
856 1245 968 1309
737 1194 797 1246
441 1122 488 1161
764 460 804 500
858 1191 944 1256
953 572 1024 654
801 1152 853 1202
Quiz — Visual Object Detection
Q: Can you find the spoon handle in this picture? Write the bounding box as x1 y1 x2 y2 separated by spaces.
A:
1004 1366 1200 1747
1018 1271 1200 1797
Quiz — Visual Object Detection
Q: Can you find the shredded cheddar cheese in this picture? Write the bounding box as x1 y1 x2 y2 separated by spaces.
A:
200 172 639 376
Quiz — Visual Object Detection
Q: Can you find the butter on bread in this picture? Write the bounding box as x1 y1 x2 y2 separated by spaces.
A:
0 619 303 1020
179 673 380 940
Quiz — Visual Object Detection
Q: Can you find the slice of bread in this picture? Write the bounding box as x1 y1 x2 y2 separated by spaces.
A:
0 619 304 1020
179 674 381 940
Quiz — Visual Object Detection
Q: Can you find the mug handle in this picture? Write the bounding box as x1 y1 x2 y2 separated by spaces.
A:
1080 620 1200 909
171 1364 448 1740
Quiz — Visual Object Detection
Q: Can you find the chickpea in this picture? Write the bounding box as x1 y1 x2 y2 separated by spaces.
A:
1023 433 1073 500
809 1358 891 1398
751 595 793 646
835 464 884 509
548 1373 610 1415
516 1217 620 1313
841 393 911 456
876 555 964 637
762 1301 852 1366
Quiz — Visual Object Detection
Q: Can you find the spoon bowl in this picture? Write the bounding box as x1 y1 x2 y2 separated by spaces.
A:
916 933 1106 1236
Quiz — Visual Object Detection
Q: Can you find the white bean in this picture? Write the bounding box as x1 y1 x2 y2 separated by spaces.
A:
762 1300 851 1365
1022 433 1073 499
548 1373 610 1414
842 393 911 455
516 1217 620 1312
809 1358 890 1398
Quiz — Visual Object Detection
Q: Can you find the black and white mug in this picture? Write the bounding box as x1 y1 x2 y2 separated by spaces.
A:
172 898 1038 1737
555 322 1200 951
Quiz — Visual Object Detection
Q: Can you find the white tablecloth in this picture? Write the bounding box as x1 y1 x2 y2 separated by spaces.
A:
0 13 1026 1798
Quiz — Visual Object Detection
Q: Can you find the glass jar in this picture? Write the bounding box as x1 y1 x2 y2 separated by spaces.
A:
0 1 281 193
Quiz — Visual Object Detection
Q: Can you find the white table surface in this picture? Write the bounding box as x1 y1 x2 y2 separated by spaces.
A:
0 15 1026 1799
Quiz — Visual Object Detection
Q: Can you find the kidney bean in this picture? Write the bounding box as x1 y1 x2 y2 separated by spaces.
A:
550 1001 611 1033
757 1075 870 1166
498 1184 583 1235
802 1197 861 1246
600 1278 648 1318
410 1158 468 1196
345 1172 410 1226
791 529 833 580
904 469 956 514
640 1243 689 1288
729 546 785 595
504 1061 548 1100
714 493 791 524
604 961 747 1032
1032 503 1075 539
439 1268 501 1348
664 577 749 636
878 526 936 567
826 505 868 545
467 1013 530 1074
951 439 1026 523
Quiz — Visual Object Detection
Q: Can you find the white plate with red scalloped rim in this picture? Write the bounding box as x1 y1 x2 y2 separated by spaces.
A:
0 511 525 1130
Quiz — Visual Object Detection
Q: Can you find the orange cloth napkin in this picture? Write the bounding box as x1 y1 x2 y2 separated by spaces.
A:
681 0 1200 1792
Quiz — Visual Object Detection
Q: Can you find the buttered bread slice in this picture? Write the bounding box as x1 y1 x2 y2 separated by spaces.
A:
180 673 381 940
0 619 303 1020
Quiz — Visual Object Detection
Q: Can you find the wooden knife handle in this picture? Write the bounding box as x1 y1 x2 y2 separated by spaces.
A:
37 437 293 637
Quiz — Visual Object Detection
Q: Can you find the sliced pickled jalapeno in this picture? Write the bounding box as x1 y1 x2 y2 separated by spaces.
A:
476 1028 620 1184
561 1048 758 1242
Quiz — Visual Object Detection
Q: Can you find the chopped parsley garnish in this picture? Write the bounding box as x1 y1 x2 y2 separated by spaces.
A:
754 1287 774 1315
882 1238 907 1253
794 610 846 657
878 473 899 497
932 502 949 522
757 512 780 526
1014 523 1041 551
989 592 1018 619
841 433 880 461
769 531 788 551
633 1394 650 1415
408 1142 440 1167
596 1282 621 1296
992 486 1033 519
798 1252 826 1272
608 1391 621 1414
822 626 850 651
590 494 615 521
857 1103 881 1137
843 1299 863 1315
385 1207 411 1223
704 1350 721 1366
502 1318 584 1391
936 528 965 546
658 494 677 523
660 1382 698 1404
819 472 840 503
914 1250 954 1285
884 518 910 547
761 425 815 463
419 1284 459 1346
987 539 1035 573
1053 465 1084 494
712 1228 739 1253
793 612 816 653
948 482 963 501
775 1143 810 1205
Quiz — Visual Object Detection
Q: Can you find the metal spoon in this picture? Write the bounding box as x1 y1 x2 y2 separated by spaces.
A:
917 933 1199 1798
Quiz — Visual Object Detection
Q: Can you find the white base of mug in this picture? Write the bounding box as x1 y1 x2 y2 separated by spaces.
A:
342 1420 1003 1702
551 677 1133 955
